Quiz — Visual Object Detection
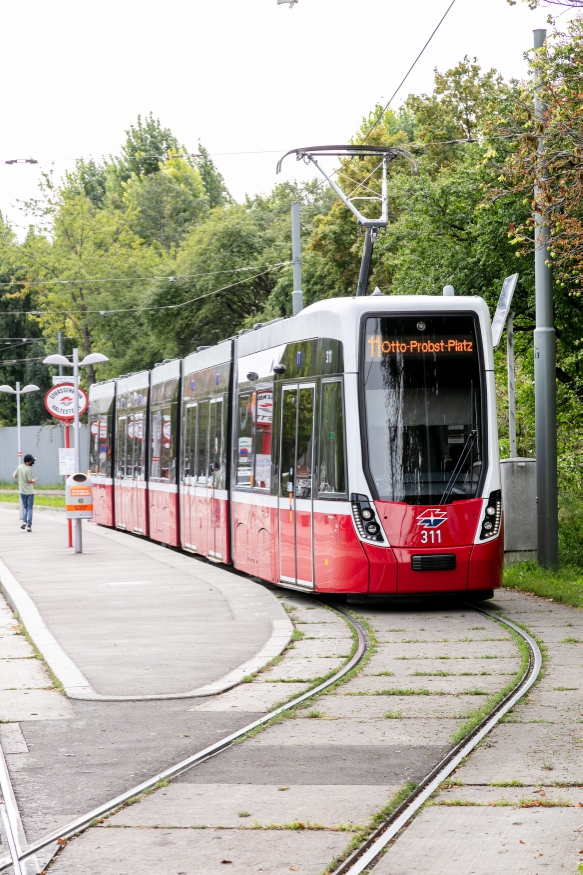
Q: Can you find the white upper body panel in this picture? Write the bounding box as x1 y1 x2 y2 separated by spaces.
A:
236 296 494 373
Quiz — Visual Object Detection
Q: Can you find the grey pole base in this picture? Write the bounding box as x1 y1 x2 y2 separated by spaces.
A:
534 327 558 570
74 519 83 554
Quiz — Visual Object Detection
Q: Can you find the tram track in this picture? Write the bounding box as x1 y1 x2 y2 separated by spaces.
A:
0 603 368 873
0 602 542 875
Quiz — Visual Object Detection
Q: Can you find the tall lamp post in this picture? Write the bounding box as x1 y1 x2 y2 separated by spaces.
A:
0 383 40 519
43 349 109 553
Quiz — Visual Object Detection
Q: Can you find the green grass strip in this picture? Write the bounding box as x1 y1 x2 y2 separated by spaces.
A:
503 561 583 609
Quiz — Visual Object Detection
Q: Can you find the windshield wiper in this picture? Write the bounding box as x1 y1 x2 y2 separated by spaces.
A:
439 429 478 506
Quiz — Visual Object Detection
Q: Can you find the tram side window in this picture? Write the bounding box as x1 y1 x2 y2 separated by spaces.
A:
197 400 209 484
319 380 346 496
117 416 127 479
133 411 145 479
182 404 197 483
89 419 99 475
150 408 162 480
236 392 254 488
254 387 272 491
161 405 174 481
209 398 224 489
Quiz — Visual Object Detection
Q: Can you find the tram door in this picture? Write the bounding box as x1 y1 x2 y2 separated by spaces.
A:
279 384 315 588
181 402 197 550
209 397 223 558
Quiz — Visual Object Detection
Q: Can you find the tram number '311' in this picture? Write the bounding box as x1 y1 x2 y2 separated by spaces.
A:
421 529 442 544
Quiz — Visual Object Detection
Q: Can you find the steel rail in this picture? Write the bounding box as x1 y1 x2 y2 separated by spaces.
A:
0 743 37 875
333 606 543 875
0 605 368 872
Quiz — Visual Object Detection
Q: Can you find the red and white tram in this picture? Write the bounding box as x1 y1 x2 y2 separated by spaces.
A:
89 294 503 599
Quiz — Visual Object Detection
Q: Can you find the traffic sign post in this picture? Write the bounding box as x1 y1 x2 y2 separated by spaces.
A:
44 383 89 548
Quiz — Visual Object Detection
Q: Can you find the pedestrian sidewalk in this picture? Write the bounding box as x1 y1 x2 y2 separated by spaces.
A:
0 506 291 700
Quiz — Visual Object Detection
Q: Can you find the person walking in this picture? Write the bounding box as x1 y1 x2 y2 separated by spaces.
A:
13 454 36 532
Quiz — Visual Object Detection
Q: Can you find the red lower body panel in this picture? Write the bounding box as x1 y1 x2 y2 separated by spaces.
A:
149 487 179 547
393 546 472 593
313 511 368 593
468 528 503 591
180 491 230 563
114 482 148 536
92 482 114 527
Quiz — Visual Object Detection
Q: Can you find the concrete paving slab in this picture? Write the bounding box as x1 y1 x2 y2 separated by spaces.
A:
374 641 518 659
0 637 35 659
453 722 583 784
294 622 353 637
311 695 480 720
49 827 351 875
0 658 52 689
191 683 311 712
438 785 583 805
292 639 353 658
260 656 345 682
108 783 396 828
0 506 291 699
0 689 73 720
361 656 520 675
343 674 508 695
0 723 28 754
245 717 456 746
373 806 583 875
178 744 450 785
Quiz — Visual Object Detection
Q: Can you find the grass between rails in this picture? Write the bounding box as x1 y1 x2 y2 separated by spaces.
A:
503 561 583 609
0 493 65 508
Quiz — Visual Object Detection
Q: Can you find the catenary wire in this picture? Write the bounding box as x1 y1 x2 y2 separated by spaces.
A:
359 0 458 144
0 261 291 288
0 264 289 318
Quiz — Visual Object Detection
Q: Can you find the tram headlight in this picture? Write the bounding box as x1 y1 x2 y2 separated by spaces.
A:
480 490 502 540
350 493 384 543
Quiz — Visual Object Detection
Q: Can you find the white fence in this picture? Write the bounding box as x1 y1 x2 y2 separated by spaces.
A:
0 424 89 486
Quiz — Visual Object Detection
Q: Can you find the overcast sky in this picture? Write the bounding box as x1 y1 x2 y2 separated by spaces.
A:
1 0 561 234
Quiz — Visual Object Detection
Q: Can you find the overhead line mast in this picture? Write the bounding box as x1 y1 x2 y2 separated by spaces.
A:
277 145 416 296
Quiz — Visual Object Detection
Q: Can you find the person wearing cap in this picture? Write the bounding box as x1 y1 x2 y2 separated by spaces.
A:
13 454 36 532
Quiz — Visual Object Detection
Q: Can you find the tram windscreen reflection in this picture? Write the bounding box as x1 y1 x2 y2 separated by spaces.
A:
362 315 484 505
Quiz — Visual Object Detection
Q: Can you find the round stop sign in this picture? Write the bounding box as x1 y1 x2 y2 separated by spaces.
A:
44 383 88 421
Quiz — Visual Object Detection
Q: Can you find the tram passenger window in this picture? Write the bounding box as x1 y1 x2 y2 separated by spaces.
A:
99 417 111 476
197 400 209 484
319 381 346 496
161 406 173 480
237 392 254 488
210 398 224 489
182 404 197 484
296 387 314 499
134 412 145 479
150 408 162 480
254 387 272 491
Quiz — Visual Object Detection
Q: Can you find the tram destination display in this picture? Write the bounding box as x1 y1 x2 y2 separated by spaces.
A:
366 335 475 358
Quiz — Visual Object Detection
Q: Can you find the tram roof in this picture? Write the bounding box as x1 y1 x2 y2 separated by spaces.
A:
236 295 493 370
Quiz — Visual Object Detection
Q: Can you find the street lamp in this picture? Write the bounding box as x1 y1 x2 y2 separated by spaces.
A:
0 382 40 466
43 349 109 553
0 382 40 521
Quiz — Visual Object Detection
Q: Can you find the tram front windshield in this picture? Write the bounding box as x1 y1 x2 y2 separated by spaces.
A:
363 315 484 505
